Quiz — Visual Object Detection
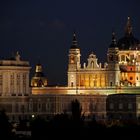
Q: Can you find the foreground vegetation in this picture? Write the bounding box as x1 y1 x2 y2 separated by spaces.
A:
0 100 140 139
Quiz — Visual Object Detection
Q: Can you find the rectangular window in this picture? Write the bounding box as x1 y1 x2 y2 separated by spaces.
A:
15 104 19 112
23 74 26 94
121 55 125 61
23 74 26 85
0 75 2 85
110 103 114 109
17 74 20 85
119 103 123 109
138 103 140 109
42 103 46 112
0 75 3 95
29 103 33 111
46 103 50 111
128 103 132 109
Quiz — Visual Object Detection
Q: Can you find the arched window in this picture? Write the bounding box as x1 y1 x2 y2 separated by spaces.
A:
121 55 125 61
91 61 94 68
109 55 113 61
71 82 74 87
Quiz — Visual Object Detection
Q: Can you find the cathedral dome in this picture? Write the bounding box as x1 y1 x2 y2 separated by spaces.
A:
117 17 140 50
34 72 44 77
117 35 140 50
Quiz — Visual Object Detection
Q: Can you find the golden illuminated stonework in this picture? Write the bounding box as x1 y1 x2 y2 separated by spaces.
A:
31 63 47 87
68 17 140 91
31 17 140 95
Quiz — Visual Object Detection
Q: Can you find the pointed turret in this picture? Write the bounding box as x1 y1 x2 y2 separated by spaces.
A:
109 31 117 48
108 31 119 63
125 16 133 36
71 32 79 49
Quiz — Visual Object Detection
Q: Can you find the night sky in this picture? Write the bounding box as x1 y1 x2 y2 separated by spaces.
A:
0 0 140 86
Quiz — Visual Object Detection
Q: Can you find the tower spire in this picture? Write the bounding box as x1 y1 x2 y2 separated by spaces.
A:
109 31 117 48
125 16 133 36
71 32 79 49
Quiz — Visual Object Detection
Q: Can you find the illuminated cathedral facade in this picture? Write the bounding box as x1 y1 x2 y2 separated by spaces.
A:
68 17 140 89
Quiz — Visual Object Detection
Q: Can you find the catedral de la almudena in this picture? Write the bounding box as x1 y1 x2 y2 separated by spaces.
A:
1 17 140 122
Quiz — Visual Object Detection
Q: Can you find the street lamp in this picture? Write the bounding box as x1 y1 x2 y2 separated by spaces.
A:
31 114 35 118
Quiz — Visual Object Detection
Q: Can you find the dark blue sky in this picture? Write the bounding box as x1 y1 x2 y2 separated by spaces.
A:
0 0 140 85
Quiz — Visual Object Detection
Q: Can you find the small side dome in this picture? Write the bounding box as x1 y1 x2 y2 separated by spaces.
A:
31 63 48 87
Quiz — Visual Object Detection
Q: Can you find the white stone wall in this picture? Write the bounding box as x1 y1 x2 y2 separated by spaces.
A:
0 62 31 96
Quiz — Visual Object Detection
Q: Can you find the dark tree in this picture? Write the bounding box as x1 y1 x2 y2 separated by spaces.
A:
71 99 82 121
31 116 48 138
0 110 11 138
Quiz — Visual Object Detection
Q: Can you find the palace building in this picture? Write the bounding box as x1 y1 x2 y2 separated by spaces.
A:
0 52 106 121
0 17 140 122
0 52 31 96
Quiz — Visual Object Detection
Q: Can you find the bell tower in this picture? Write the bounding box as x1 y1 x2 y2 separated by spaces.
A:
68 32 81 87
107 32 120 87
